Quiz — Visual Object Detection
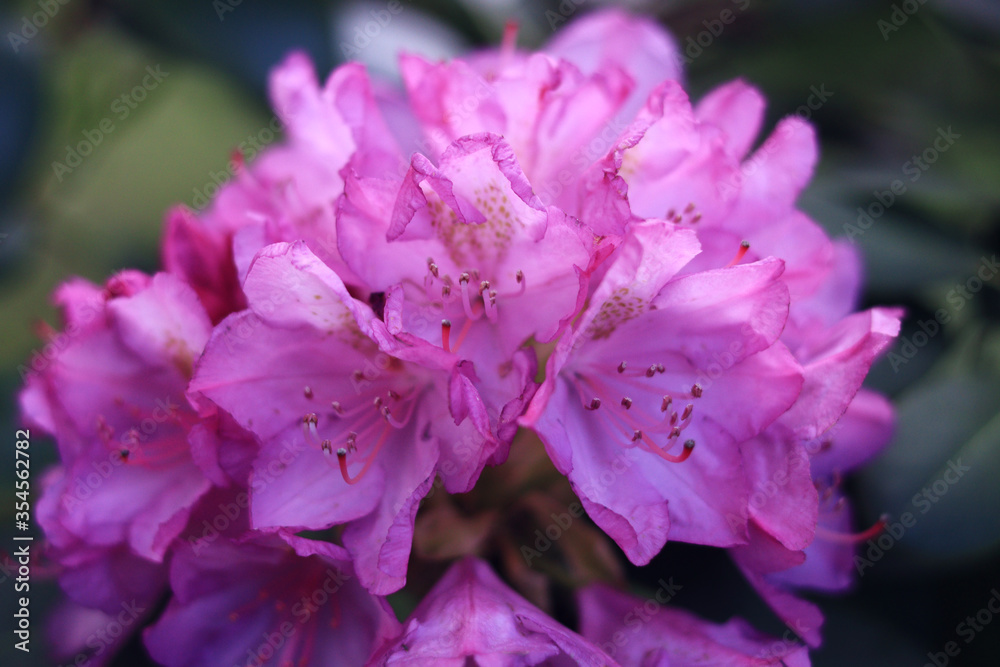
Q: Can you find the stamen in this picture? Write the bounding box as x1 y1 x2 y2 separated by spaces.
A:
815 514 889 544
515 269 526 295
330 401 342 414
459 273 480 321
441 319 452 352
691 384 703 398
427 258 439 278
452 317 475 355
642 435 694 463
482 284 498 323
681 404 694 421
621 397 633 409
502 19 519 57
646 365 657 378
586 398 602 410
303 386 313 399
725 240 751 268
321 440 332 455
632 430 643 442
617 361 627 374
337 423 392 485
684 202 696 214
302 413 320 445
661 396 672 412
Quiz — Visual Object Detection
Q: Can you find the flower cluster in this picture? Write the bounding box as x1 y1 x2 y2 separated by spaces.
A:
22 10 900 666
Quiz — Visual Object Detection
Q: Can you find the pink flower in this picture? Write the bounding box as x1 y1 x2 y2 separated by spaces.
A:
524 219 804 563
190 241 533 593
578 583 811 666
22 272 213 592
164 52 402 320
144 534 399 667
368 557 617 666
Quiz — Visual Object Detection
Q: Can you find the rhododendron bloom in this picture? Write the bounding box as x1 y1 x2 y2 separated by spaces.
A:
524 220 804 563
21 8 905 667
21 272 213 608
191 241 533 593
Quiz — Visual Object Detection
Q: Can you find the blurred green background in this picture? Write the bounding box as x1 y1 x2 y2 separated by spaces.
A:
1 0 998 664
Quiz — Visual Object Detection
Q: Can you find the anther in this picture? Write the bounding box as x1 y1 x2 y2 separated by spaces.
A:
656 364 665 373
516 270 524 284
621 397 633 409
632 430 643 442
303 386 313 399
586 398 602 410
646 365 657 378
685 202 695 213
725 240 751 268
321 440 332 455
480 280 490 293
681 404 694 420
691 384 703 398
617 361 627 374
330 401 342 414
373 396 382 408
661 396 672 412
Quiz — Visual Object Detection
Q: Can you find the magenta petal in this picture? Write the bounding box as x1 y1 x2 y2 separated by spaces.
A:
809 389 895 478
780 307 902 440
741 426 819 552
144 537 399 667
546 8 682 122
579 583 811 666
695 78 767 160
341 416 439 594
368 557 618 666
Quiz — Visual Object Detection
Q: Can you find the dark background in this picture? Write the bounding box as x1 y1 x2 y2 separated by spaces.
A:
1 0 998 665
